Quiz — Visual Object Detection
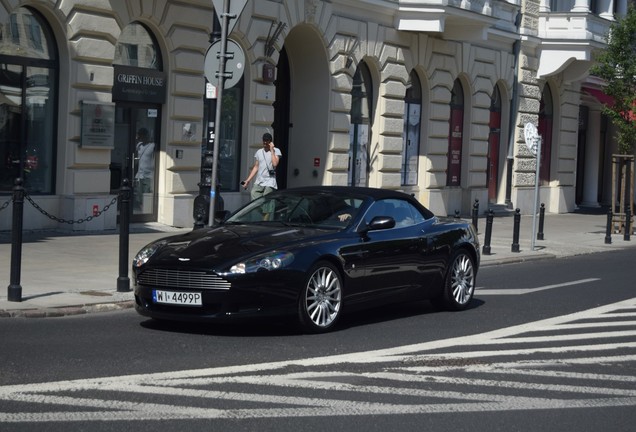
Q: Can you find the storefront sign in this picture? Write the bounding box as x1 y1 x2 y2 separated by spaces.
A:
80 101 115 148
113 65 167 104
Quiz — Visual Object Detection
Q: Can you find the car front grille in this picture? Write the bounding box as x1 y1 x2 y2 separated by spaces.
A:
137 268 231 291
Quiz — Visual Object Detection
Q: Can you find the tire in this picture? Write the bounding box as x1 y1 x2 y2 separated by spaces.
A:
436 249 475 311
298 261 343 333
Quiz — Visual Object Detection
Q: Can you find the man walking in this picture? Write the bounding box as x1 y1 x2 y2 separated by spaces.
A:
242 132 282 199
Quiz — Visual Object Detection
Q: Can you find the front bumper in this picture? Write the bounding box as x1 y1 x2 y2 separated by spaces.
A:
133 268 303 322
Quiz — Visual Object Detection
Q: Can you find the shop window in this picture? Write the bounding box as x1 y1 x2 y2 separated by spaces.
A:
349 62 373 187
447 79 464 187
213 77 243 192
0 7 57 194
402 71 422 186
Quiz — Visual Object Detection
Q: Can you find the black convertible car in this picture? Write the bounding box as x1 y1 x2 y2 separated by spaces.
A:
133 186 480 332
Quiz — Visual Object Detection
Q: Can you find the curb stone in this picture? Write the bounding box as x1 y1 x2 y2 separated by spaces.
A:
0 301 135 318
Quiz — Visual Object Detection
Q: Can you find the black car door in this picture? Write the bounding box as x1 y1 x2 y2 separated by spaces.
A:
347 199 422 302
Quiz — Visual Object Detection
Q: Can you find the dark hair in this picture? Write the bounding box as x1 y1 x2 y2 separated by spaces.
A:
262 132 272 142
138 127 149 138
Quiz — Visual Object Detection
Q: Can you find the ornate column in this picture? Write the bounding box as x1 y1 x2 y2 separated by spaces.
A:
572 0 591 12
599 0 615 19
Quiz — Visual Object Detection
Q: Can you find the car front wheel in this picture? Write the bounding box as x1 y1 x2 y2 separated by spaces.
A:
298 261 343 333
436 250 475 311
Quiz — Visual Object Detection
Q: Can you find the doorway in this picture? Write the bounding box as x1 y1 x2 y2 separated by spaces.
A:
110 104 160 222
273 47 290 189
487 87 502 202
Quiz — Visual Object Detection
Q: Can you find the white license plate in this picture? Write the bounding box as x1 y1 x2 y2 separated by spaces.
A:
153 290 202 307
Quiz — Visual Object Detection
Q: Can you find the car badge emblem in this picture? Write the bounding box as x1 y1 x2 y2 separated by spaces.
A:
178 258 191 261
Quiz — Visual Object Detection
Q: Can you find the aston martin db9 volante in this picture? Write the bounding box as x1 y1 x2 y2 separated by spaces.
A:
133 186 480 333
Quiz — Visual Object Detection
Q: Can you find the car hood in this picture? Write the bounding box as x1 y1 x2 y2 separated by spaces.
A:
146 223 336 268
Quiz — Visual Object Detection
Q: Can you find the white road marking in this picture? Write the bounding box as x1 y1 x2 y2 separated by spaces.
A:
476 278 600 295
0 297 635 422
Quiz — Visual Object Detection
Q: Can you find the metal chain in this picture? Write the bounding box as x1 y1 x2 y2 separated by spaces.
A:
0 197 10 212
24 192 119 225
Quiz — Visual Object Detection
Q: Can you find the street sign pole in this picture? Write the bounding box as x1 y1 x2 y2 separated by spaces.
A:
531 136 542 251
524 122 541 251
208 0 230 227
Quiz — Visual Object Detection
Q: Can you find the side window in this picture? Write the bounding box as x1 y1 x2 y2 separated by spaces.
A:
392 200 422 227
364 199 426 227
364 199 392 223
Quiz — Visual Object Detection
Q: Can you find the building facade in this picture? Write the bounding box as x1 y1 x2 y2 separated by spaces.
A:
0 0 633 231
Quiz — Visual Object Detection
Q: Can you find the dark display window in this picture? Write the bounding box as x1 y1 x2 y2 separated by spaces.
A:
0 7 57 194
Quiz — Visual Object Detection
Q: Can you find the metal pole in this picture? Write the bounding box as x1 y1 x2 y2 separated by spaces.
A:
505 12 522 209
482 209 494 255
537 203 545 240
471 199 479 233
208 0 230 227
624 161 632 241
605 209 613 244
511 208 521 253
531 136 542 251
117 178 131 292
7 178 24 302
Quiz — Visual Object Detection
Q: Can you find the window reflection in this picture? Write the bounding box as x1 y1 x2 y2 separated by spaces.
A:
114 23 161 70
0 7 57 194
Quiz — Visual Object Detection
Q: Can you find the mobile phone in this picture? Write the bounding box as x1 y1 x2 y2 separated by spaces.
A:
240 181 246 186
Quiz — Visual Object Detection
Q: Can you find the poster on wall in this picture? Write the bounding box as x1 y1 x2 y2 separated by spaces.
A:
80 101 115 148
447 107 463 186
348 123 369 187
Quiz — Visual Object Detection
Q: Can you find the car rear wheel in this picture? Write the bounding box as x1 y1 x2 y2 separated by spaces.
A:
436 250 475 311
298 261 343 333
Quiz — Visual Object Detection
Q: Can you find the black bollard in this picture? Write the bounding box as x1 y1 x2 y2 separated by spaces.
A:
624 161 632 241
605 210 613 244
117 178 131 292
194 213 205 230
511 208 521 253
7 178 24 302
482 209 494 255
537 203 545 240
472 199 479 233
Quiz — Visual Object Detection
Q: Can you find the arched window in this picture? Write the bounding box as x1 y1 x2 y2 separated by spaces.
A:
402 71 422 186
488 86 503 201
538 85 554 184
349 62 373 187
0 7 58 194
447 79 464 187
114 22 161 69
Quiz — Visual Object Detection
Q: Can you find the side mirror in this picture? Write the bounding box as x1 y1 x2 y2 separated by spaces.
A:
359 216 395 236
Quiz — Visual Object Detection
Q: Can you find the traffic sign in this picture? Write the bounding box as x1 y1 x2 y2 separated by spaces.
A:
204 38 245 89
211 0 248 34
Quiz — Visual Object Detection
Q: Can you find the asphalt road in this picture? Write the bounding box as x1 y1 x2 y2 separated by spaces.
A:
1 249 635 431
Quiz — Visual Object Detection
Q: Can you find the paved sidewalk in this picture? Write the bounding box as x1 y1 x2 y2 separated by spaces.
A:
1 212 634 318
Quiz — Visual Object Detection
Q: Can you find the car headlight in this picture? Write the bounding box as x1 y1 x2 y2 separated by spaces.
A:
133 241 167 268
230 251 294 274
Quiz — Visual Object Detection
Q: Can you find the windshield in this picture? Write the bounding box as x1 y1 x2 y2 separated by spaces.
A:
227 191 366 229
